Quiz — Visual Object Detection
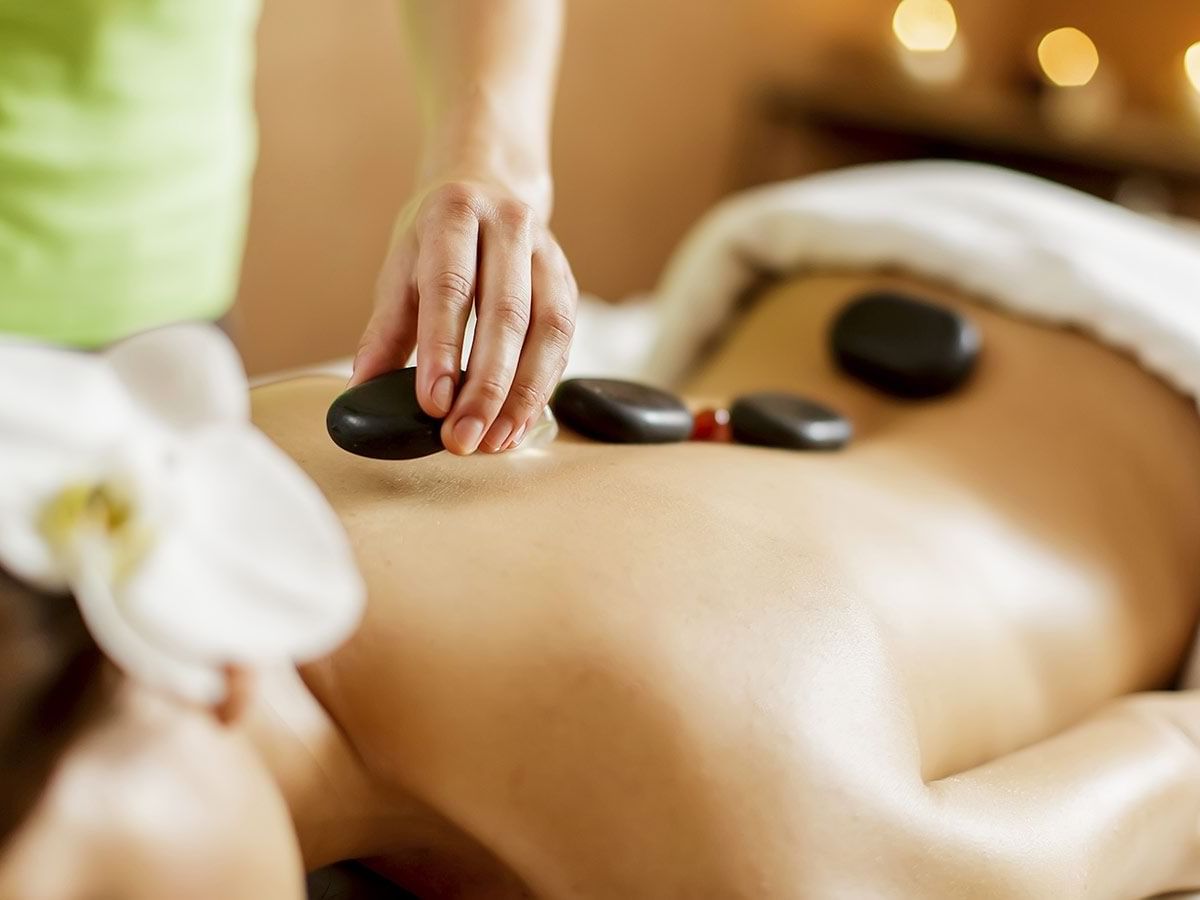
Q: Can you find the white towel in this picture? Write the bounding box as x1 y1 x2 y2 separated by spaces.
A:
566 161 1200 687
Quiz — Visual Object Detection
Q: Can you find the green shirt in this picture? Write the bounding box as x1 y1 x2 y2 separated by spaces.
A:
0 0 259 347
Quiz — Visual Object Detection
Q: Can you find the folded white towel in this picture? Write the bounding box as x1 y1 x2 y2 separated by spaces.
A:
635 161 1200 396
568 161 1200 686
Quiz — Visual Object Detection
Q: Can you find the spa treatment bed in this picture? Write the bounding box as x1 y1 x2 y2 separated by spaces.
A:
285 162 1200 899
5 163 1200 900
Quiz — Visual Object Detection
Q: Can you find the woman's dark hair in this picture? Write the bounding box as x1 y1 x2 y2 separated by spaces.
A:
0 569 111 850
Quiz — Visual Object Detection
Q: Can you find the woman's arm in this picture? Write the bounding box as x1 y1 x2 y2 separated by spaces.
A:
925 691 1200 898
352 0 577 458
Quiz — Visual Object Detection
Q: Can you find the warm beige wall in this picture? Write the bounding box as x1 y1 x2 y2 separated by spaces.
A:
236 0 414 375
235 0 1192 374
237 0 842 374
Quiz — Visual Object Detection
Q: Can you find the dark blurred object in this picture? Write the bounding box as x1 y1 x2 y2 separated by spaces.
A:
729 393 853 451
746 63 1200 220
552 378 694 443
831 292 979 399
307 863 415 900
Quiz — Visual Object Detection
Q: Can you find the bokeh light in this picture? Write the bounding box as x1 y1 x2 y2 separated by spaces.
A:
1185 42 1200 95
892 0 958 53
1037 27 1100 88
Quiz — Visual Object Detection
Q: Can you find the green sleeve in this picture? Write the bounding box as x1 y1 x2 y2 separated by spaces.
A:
0 0 260 347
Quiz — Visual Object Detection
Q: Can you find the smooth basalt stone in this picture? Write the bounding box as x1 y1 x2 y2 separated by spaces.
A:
830 292 980 399
326 368 455 460
551 378 693 443
729 392 852 451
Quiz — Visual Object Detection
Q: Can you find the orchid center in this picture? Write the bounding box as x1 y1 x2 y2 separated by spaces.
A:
39 482 150 579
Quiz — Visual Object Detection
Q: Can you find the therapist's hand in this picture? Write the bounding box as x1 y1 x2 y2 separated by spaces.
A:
351 177 577 455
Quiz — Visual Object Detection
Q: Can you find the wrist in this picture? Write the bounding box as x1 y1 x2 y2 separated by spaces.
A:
417 100 554 219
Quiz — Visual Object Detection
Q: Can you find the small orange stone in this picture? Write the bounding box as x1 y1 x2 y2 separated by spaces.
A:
691 407 732 442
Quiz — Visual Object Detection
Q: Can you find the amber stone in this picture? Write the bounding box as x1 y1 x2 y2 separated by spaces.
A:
690 407 733 442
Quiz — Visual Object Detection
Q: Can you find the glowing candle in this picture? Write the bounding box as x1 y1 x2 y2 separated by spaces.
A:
1185 42 1200 95
1037 27 1100 88
1034 28 1114 138
891 0 964 85
892 0 958 52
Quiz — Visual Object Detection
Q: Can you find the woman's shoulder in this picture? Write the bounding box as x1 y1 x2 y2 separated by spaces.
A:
0 690 303 900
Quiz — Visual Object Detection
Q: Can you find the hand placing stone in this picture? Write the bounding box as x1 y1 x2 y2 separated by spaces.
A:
730 392 852 451
830 292 980 399
327 368 454 460
552 378 694 444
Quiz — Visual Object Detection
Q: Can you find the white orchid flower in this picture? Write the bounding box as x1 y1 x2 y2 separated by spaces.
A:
0 325 365 705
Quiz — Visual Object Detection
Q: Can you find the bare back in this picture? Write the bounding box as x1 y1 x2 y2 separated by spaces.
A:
250 274 1200 896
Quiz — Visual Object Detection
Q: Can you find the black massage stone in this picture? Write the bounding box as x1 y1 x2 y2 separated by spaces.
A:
830 292 980 399
552 378 693 444
730 392 852 451
326 368 454 460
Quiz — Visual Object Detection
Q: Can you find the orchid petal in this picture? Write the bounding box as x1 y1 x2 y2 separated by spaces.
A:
120 425 365 664
0 325 365 705
0 344 130 461
104 323 250 430
0 517 65 591
70 538 226 704
0 344 132 587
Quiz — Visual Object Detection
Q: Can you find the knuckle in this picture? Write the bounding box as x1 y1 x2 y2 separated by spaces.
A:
431 183 478 221
430 268 474 309
474 377 510 406
496 198 535 233
539 308 576 346
493 297 531 336
509 380 543 411
426 335 462 361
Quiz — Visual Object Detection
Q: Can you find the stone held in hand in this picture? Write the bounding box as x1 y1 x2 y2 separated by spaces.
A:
729 392 852 451
551 378 694 444
830 292 980 399
327 368 456 460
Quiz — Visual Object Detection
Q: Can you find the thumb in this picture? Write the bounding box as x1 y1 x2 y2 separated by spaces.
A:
349 295 417 388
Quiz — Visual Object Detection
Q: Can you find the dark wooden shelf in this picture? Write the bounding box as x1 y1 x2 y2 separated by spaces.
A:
762 74 1200 185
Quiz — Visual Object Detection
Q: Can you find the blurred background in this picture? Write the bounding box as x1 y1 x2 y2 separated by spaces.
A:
235 0 1200 374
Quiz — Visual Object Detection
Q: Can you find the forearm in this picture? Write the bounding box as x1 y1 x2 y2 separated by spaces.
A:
927 692 1200 898
398 0 563 218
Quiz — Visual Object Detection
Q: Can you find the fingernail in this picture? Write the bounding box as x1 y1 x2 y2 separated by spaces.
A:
431 376 455 416
452 417 485 453
507 422 528 450
485 420 514 453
